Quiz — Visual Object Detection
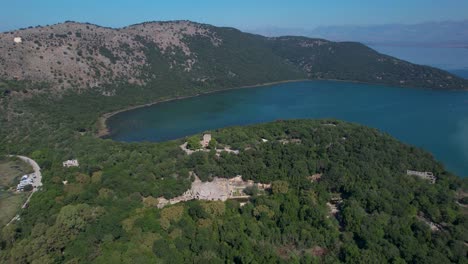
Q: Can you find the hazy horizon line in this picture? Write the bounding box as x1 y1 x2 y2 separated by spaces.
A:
2 18 468 34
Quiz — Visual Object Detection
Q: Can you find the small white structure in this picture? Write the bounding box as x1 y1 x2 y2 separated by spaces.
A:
261 138 269 143
407 170 436 184
16 174 34 191
63 159 79 168
13 37 22 43
201 134 212 148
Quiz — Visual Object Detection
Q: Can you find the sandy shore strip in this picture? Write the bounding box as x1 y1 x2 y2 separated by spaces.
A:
96 79 308 138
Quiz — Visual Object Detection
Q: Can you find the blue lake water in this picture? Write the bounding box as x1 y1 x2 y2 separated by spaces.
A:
108 81 468 177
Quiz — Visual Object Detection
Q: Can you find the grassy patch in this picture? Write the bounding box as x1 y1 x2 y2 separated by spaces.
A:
0 190 27 226
0 158 33 226
0 157 33 188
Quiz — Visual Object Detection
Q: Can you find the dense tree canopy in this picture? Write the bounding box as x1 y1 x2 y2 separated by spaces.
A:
0 75 466 263
0 117 466 263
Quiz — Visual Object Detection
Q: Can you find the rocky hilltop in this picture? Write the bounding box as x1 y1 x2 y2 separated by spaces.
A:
0 20 467 94
0 21 221 91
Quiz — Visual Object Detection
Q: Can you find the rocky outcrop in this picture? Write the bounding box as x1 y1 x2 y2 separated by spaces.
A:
0 21 220 91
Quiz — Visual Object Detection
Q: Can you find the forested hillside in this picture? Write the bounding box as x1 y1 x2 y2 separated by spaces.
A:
1 20 467 95
0 20 467 264
0 120 466 263
266 37 466 89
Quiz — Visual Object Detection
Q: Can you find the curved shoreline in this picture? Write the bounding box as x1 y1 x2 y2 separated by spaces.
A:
96 79 309 138
96 78 468 138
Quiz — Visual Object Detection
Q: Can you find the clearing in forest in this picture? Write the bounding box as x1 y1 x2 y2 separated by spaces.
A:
0 157 33 226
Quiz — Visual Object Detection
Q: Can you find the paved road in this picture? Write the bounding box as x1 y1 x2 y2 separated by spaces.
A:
6 155 42 226
15 155 43 191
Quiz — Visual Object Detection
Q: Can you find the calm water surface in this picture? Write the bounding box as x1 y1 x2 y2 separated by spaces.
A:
108 81 468 177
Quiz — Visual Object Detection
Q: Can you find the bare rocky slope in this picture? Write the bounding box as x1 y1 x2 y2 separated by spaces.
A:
1 20 467 94
0 21 222 92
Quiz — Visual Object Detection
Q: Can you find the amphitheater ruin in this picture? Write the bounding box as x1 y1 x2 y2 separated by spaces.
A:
157 175 271 208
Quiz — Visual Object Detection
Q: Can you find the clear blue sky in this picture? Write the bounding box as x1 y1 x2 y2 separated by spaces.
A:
1 0 467 32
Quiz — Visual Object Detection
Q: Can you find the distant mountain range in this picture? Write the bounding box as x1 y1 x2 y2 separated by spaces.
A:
247 20 468 47
1 20 467 96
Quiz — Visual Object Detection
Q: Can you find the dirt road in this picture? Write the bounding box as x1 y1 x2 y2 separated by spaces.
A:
6 155 42 226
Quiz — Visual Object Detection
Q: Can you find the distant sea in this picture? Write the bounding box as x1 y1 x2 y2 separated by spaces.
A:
370 45 468 79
